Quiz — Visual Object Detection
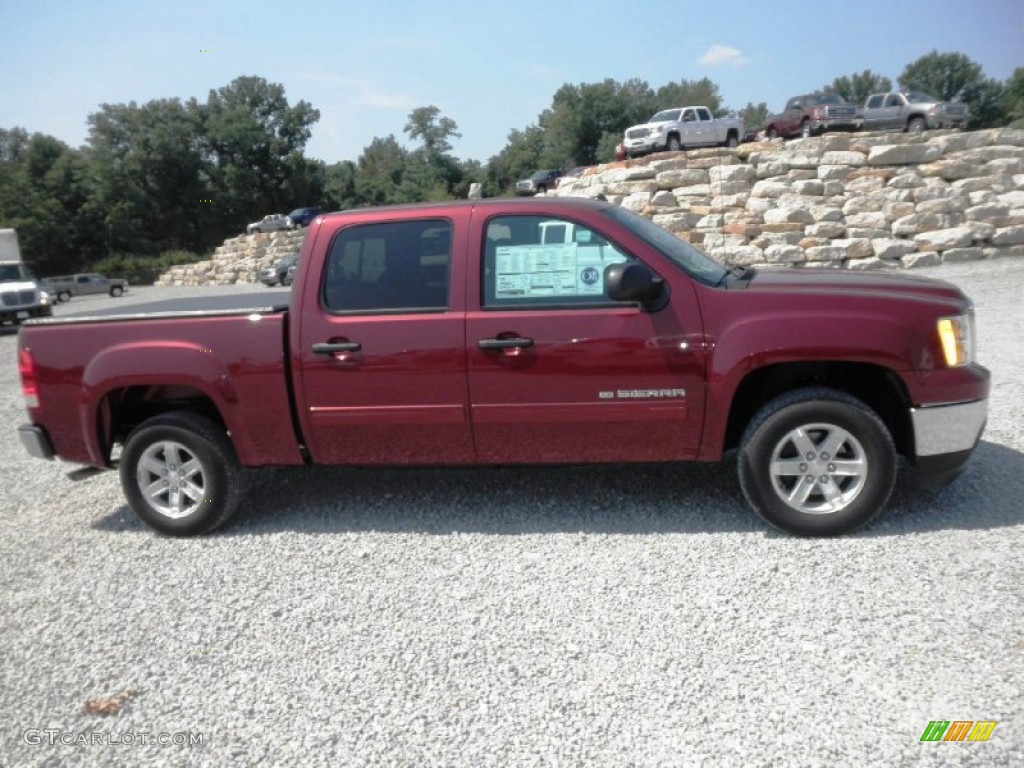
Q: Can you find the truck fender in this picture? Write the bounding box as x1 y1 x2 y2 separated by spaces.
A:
79 341 240 465
701 311 915 458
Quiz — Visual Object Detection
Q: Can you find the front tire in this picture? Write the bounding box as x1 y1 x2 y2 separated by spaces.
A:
907 116 926 134
120 412 244 536
109 285 123 297
666 135 682 152
800 119 812 138
58 290 71 302
737 387 896 536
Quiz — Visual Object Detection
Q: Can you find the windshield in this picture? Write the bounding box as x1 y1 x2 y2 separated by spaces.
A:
649 109 682 123
906 91 939 103
603 206 727 286
530 170 555 181
0 264 31 281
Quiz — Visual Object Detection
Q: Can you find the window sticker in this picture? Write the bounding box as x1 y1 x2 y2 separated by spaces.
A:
494 243 609 299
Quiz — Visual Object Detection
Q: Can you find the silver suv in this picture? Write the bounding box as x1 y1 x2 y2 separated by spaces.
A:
861 91 969 133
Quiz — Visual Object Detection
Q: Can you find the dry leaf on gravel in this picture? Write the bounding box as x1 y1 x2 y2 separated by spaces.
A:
84 689 138 716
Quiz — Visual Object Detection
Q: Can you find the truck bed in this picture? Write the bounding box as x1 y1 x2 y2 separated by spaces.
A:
28 291 290 324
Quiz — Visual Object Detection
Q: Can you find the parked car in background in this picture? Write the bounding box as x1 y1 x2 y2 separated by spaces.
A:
286 262 298 286
861 91 969 133
286 207 322 228
48 273 128 301
0 261 52 325
622 106 744 157
614 142 627 162
260 254 299 287
764 93 861 139
246 213 293 235
515 169 563 196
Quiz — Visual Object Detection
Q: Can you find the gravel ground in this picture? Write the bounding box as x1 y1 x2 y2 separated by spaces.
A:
0 265 1021 767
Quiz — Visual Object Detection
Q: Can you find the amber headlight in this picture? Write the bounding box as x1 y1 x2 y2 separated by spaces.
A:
937 313 975 367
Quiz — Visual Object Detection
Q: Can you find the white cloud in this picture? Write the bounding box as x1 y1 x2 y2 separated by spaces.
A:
698 44 749 67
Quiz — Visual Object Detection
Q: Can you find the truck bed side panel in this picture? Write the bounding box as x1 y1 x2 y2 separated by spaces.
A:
20 312 303 467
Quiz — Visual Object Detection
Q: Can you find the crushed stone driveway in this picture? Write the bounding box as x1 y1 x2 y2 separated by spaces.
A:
0 264 1021 767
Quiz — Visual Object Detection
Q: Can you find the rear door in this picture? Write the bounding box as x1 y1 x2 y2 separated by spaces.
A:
465 209 705 464
294 213 474 465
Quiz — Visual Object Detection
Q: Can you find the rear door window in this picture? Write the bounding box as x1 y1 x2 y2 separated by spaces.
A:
323 219 451 313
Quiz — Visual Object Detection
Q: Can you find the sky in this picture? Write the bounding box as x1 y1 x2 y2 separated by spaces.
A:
1 0 1021 165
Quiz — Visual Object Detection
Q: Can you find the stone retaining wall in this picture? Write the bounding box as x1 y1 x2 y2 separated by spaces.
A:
156 128 1024 285
555 128 1024 270
155 228 306 286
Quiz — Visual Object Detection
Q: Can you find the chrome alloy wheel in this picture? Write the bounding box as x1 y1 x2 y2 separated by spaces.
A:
768 422 867 515
136 440 207 519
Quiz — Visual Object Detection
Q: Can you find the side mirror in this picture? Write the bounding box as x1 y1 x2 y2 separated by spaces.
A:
605 262 667 310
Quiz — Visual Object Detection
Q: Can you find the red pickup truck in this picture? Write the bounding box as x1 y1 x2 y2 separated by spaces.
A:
17 198 989 537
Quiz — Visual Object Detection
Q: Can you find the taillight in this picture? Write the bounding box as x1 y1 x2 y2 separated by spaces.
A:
18 346 39 409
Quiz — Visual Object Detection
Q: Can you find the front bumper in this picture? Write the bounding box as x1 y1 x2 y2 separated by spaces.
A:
0 305 52 325
19 424 55 460
911 398 988 486
810 118 861 133
624 138 662 156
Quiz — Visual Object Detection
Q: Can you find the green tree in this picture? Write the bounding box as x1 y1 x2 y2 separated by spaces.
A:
827 70 893 105
401 106 464 201
1004 67 1024 126
354 135 408 206
0 130 96 274
196 76 322 235
898 51 1006 127
486 124 546 195
654 77 723 115
736 102 770 134
404 106 461 156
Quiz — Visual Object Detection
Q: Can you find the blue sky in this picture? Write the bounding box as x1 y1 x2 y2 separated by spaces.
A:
1 0 1020 164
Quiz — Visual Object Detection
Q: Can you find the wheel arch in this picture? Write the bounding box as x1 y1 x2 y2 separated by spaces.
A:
721 361 913 458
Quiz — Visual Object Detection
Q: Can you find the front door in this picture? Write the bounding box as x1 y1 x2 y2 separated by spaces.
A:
295 216 474 465
465 212 705 464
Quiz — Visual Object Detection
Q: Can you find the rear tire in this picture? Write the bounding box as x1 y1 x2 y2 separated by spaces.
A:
120 412 244 536
725 133 739 148
737 387 896 536
766 127 778 139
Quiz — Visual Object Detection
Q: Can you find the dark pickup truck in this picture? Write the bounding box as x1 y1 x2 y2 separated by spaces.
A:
17 198 989 537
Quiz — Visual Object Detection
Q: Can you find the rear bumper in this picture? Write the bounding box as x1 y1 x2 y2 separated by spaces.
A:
18 424 55 460
911 398 987 486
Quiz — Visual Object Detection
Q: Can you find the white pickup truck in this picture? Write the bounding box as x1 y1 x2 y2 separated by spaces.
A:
622 106 744 158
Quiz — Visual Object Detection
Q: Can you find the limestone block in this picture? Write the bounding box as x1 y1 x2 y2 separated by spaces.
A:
992 225 1024 245
831 238 873 260
805 244 851 261
867 144 942 165
846 212 889 230
751 179 792 198
764 207 814 225
764 244 806 263
942 247 985 262
872 238 916 260
845 256 900 270
656 168 708 188
709 164 756 183
652 212 703 231
818 165 853 180
793 179 825 196
805 222 847 239
673 184 712 198
820 151 866 166
651 190 677 207
888 172 926 189
902 251 942 268
913 227 975 251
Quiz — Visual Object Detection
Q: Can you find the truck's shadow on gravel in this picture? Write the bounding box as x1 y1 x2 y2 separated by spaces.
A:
94 440 1024 537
